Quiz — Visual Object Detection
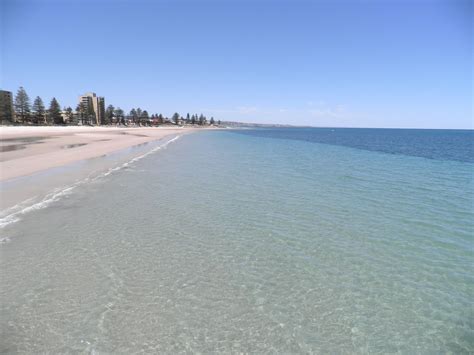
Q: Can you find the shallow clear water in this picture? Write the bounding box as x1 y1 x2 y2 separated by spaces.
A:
1 129 473 353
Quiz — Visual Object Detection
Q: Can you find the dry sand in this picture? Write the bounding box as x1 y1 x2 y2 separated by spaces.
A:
0 126 201 181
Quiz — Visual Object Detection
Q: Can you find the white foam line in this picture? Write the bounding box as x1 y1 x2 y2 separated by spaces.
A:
96 135 180 179
0 135 181 230
0 185 79 228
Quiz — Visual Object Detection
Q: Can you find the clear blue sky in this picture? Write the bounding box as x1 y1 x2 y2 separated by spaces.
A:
1 0 472 128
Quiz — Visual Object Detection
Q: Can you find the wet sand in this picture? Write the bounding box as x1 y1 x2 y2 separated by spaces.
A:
0 126 200 181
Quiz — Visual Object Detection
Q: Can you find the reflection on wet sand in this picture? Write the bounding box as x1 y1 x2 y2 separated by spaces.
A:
120 132 149 137
0 136 50 160
0 145 27 153
1 136 50 143
61 143 87 149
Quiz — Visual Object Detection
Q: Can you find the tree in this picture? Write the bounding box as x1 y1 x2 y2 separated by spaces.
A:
172 112 180 125
129 108 137 124
191 115 196 125
199 114 205 125
217 120 221 125
48 97 62 124
141 110 149 125
14 86 31 123
65 107 74 124
87 104 95 125
114 107 123 118
210 117 215 125
105 104 115 125
158 113 164 124
76 103 86 125
136 108 143 125
32 96 45 124
114 107 124 124
186 113 190 121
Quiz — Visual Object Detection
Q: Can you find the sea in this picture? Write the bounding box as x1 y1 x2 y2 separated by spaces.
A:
1 128 473 353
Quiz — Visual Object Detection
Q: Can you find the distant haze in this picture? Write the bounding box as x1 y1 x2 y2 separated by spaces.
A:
2 0 472 129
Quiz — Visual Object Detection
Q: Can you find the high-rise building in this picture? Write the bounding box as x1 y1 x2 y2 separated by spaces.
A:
78 92 105 125
0 90 15 124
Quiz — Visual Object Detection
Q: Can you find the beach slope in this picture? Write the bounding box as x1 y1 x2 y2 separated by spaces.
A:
0 126 197 181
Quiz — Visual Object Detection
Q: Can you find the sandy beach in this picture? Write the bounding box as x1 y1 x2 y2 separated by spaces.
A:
0 126 200 181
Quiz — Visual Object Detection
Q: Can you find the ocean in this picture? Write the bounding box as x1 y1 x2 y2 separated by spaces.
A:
1 128 473 353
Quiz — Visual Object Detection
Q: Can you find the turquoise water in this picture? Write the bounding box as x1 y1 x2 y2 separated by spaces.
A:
1 130 473 353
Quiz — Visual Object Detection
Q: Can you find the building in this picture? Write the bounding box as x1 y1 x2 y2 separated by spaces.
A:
78 92 105 125
0 90 15 124
60 110 78 125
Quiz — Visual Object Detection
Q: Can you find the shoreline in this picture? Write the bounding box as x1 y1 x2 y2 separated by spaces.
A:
0 126 210 181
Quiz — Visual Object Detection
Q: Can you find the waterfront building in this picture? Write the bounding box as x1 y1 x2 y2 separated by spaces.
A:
78 92 105 125
0 90 15 124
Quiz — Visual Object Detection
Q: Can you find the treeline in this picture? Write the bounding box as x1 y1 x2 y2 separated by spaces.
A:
13 86 68 125
8 86 221 127
117 109 220 126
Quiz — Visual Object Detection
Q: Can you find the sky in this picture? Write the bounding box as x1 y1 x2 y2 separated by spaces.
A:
1 0 472 128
